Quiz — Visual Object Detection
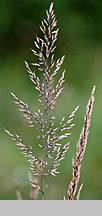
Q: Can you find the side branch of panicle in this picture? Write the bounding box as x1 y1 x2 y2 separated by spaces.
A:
11 92 44 131
67 86 95 200
45 143 70 176
5 129 42 176
25 61 44 96
42 105 79 165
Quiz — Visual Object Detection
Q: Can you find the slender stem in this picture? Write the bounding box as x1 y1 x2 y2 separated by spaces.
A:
42 176 45 200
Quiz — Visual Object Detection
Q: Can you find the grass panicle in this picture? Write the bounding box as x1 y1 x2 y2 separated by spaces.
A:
5 3 95 200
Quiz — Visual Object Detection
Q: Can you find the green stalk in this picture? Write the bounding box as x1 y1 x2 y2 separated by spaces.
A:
42 176 45 200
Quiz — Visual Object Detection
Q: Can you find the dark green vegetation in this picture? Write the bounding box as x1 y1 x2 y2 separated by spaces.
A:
0 0 102 199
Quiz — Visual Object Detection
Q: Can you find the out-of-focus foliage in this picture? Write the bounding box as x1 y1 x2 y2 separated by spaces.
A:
0 0 102 200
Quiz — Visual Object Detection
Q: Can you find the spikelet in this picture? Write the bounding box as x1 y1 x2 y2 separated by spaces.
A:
67 86 95 200
76 183 83 200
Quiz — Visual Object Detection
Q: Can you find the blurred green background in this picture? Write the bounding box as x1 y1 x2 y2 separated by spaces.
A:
0 0 102 200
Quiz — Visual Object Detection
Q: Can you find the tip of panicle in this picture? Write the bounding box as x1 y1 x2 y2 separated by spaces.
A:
25 61 28 67
76 105 80 112
4 129 9 134
92 85 96 95
50 2 54 9
10 92 15 97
